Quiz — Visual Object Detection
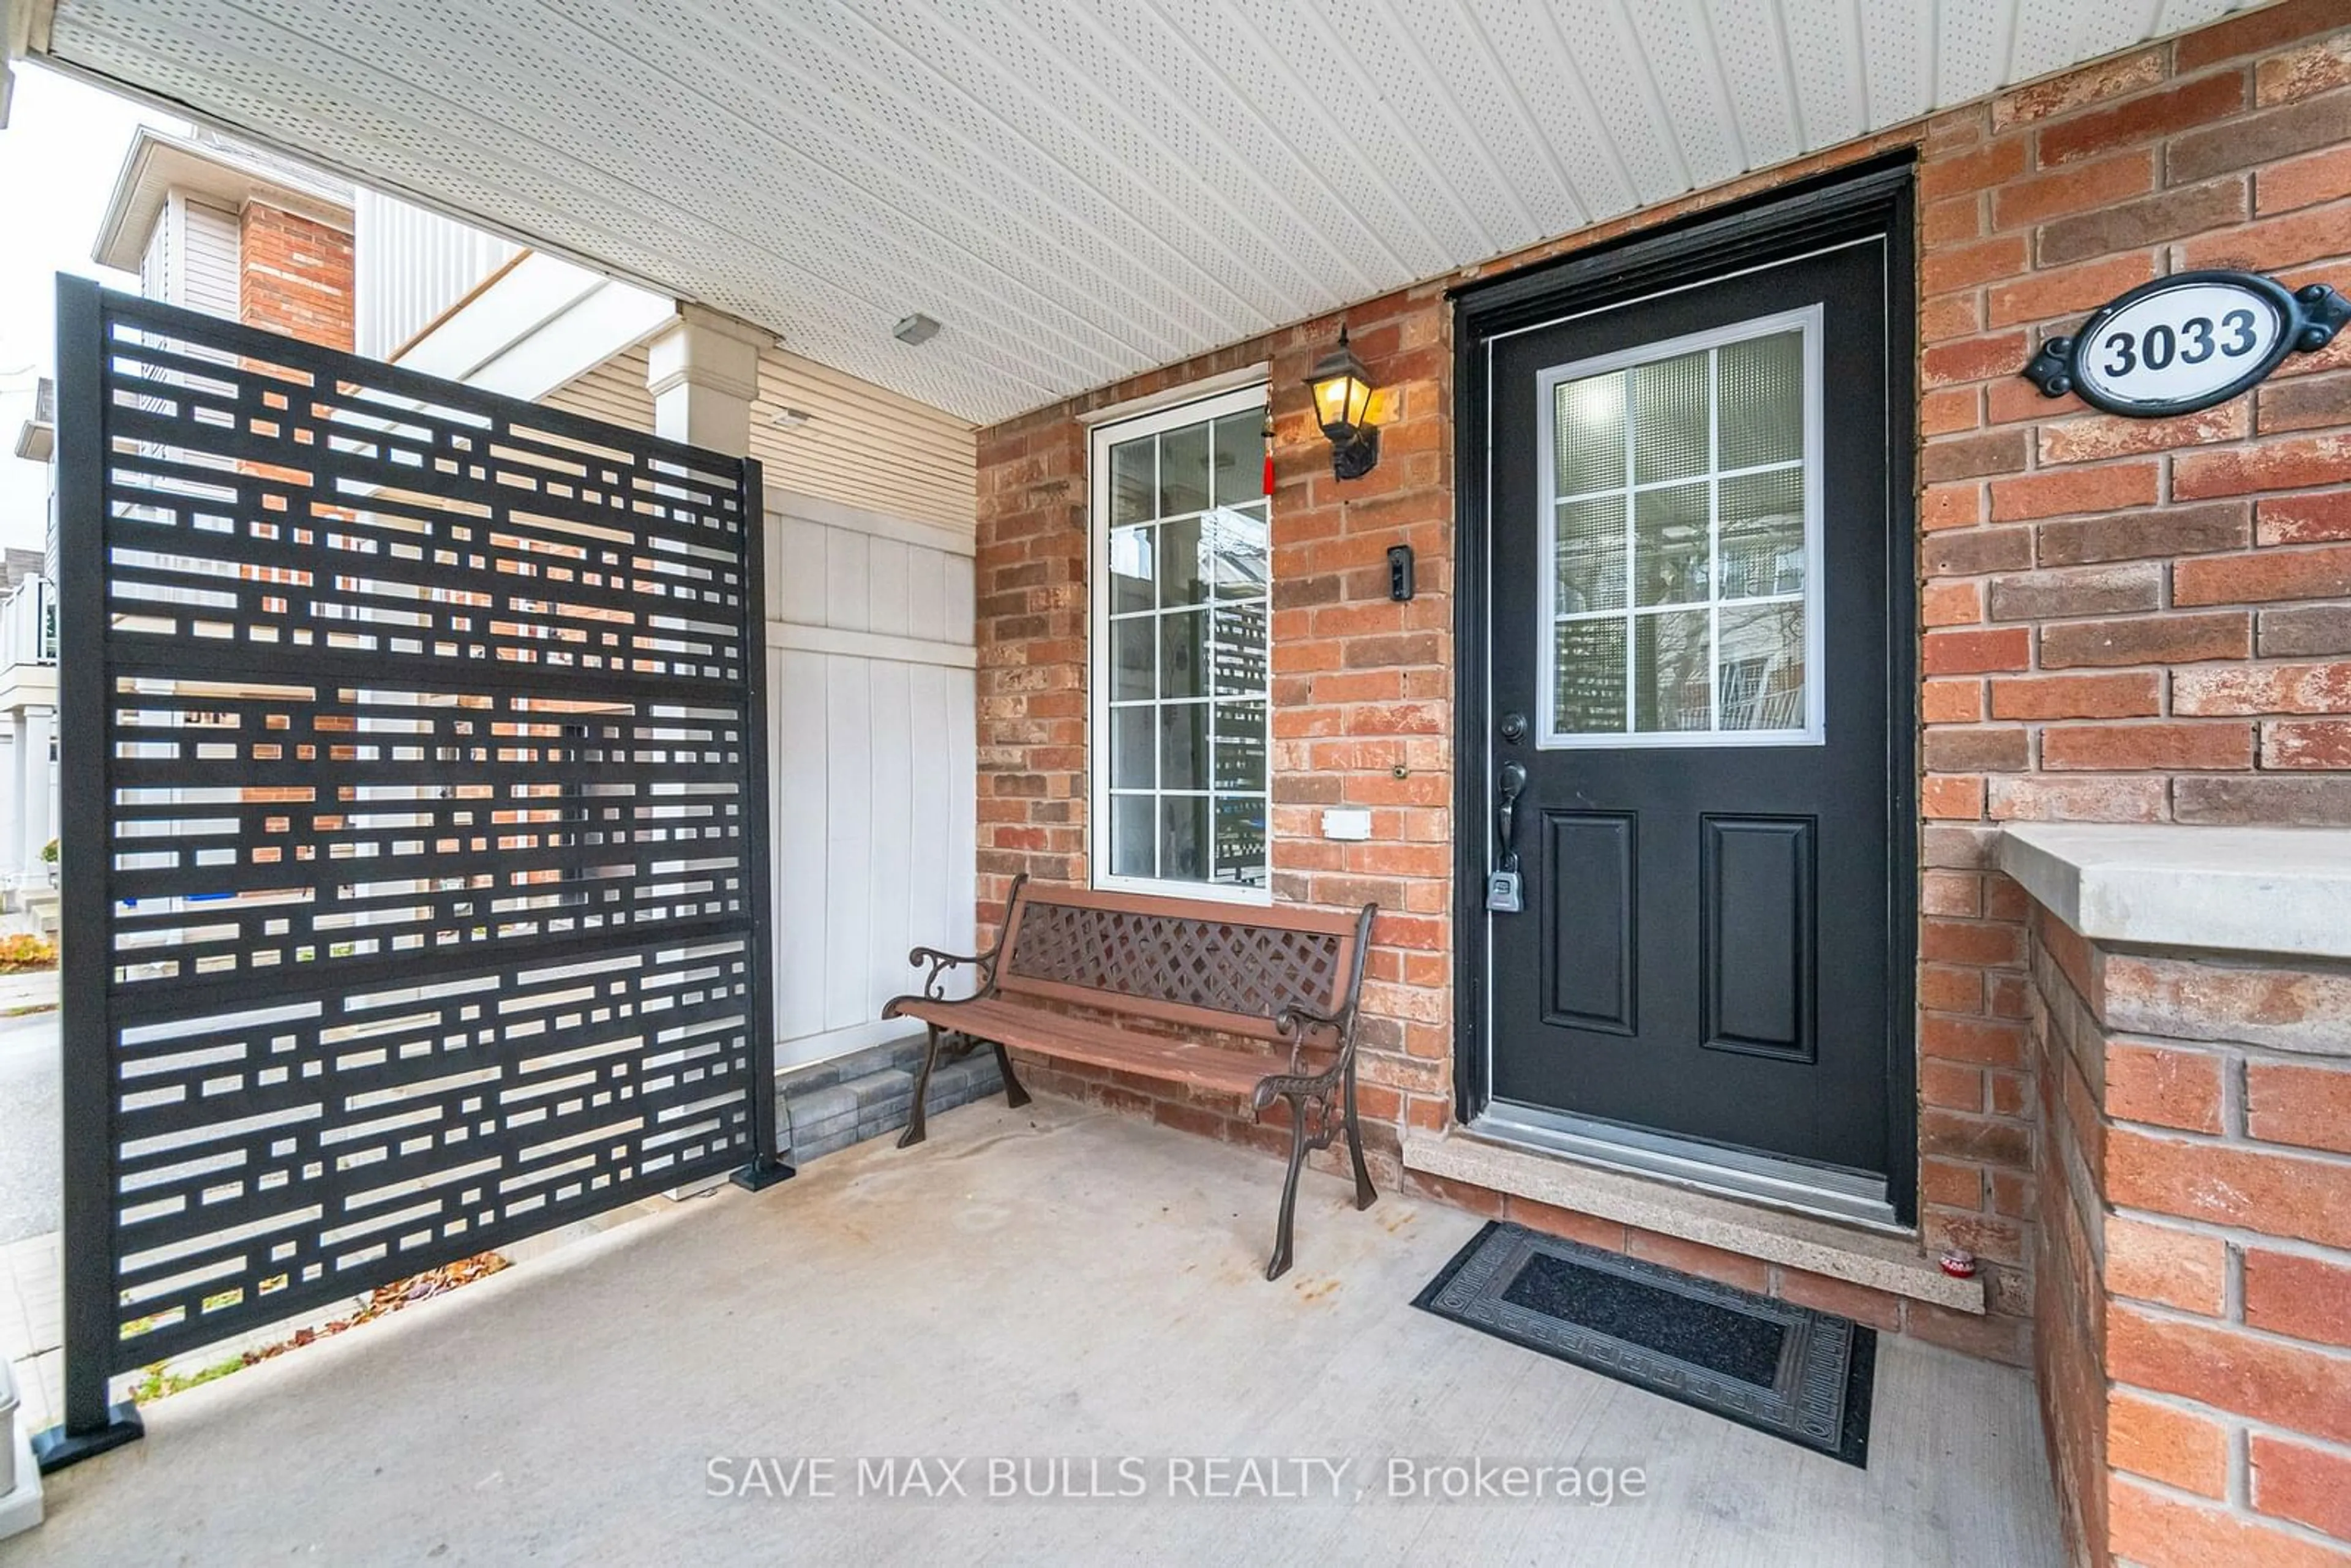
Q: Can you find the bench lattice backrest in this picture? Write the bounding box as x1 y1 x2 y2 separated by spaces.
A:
997 886 1367 1043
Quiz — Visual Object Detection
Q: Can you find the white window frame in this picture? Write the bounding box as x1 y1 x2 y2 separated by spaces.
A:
1087 380 1273 905
1534 303 1826 749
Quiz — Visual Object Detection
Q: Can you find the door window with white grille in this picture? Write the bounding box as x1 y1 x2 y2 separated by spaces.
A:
1536 307 1824 748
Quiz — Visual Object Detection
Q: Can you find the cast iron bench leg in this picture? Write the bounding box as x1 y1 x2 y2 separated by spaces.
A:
991 1040 1032 1109
1267 1087 1310 1281
898 1022 943 1149
1344 1057 1376 1211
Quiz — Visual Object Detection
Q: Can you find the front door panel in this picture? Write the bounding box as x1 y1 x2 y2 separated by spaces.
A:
1485 234 1900 1182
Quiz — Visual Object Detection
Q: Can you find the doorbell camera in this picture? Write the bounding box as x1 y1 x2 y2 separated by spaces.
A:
1387 544 1415 601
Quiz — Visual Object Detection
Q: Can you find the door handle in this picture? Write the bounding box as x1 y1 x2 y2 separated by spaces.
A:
1496 762 1528 872
1488 762 1529 915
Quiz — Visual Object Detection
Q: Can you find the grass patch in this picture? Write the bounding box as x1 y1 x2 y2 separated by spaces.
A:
129 1351 249 1403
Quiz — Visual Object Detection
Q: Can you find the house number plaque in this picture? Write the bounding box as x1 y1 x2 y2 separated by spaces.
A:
2020 270 2349 419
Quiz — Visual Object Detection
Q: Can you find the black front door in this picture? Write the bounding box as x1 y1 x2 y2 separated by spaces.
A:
1467 174 1914 1210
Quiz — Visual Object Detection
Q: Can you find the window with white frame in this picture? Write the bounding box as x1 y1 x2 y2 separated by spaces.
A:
1090 384 1271 898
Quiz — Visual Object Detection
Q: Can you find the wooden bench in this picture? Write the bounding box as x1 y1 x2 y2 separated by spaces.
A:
883 874 1379 1280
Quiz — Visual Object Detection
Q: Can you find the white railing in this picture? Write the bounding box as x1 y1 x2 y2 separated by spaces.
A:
353 189 522 361
1 577 55 668
36 377 58 583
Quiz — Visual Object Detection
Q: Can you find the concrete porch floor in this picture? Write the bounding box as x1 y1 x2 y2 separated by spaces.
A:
10 1095 2061 1566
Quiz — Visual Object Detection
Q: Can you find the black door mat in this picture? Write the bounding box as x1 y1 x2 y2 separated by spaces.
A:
1414 1220 1876 1466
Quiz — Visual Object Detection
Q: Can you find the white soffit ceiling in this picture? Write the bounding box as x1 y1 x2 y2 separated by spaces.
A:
38 0 2259 424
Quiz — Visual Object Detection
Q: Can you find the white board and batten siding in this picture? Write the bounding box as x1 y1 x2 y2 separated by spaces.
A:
541 346 979 1070
767 500 978 1070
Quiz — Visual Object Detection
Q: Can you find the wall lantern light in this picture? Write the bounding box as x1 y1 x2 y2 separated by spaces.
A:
1307 325 1381 480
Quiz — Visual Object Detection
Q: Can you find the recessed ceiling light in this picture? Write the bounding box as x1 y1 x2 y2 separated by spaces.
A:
893 312 942 347
768 406 816 429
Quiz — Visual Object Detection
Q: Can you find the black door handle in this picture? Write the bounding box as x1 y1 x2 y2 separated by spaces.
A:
1496 761 1528 872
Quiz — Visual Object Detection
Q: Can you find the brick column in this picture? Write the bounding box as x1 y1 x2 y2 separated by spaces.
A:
2027 902 2351 1564
238 201 353 350
972 407 1089 910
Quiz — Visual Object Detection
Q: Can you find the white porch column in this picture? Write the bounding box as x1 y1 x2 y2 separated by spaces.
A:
643 304 765 459
0 710 21 880
20 706 51 874
646 302 771 1199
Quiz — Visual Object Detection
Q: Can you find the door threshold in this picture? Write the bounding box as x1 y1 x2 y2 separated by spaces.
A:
1473 1101 1901 1231
1407 1123 1982 1315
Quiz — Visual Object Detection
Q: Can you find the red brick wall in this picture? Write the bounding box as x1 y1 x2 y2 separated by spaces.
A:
974 283 1457 1185
2028 902 2351 1566
2031 912 2112 1562
238 201 354 350
973 0 2351 1370
1913 0 2351 1368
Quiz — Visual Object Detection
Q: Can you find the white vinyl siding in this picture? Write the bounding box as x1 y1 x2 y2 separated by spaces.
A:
140 194 239 318
541 345 978 538
353 188 523 360
139 214 172 306
178 197 242 320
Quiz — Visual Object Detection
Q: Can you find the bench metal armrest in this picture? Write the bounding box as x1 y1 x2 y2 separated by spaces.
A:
1270 1001 1359 1087
1275 1001 1349 1035
890 945 994 1013
1263 902 1378 1090
910 942 989 974
883 872 1027 1016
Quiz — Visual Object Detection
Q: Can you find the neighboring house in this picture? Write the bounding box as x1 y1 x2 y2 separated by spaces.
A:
88 126 355 346
3 127 357 929
4 375 58 920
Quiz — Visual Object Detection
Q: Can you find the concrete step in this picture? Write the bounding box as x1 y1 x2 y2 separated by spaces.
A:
13 893 55 939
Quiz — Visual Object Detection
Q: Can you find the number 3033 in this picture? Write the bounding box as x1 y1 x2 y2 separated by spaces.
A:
2102 310 2259 375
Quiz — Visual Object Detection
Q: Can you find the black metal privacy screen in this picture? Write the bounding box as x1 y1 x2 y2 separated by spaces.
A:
51 279 776 1441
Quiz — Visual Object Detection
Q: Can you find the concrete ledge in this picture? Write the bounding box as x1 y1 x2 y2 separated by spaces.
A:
1403 1128 1984 1314
0 1424 38 1542
1998 823 2351 961
775 1039 1006 1163
0 1360 40 1541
